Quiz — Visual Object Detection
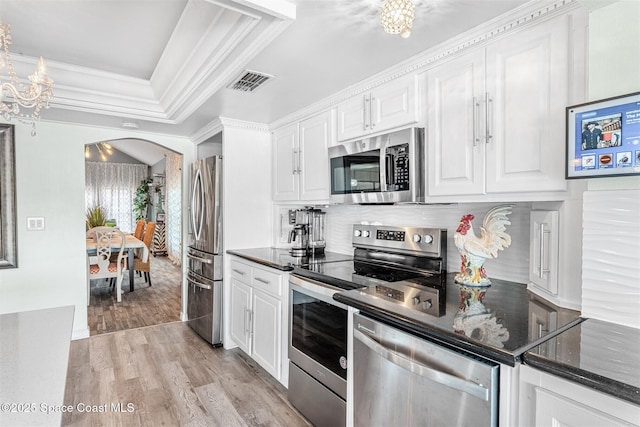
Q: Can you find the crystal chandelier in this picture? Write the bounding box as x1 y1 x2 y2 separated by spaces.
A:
0 21 54 136
380 0 416 38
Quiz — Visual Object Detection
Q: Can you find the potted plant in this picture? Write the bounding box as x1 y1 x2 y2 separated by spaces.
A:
133 177 153 221
86 205 107 230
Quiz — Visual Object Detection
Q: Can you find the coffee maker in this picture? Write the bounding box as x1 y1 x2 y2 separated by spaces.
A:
288 207 326 256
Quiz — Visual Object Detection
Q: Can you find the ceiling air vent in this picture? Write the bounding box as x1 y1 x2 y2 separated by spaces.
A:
227 69 273 93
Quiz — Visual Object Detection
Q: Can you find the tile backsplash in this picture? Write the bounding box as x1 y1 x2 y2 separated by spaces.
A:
320 202 532 284
581 189 640 329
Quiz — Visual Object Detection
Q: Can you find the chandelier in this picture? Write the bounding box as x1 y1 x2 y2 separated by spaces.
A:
0 21 54 136
380 0 416 38
85 142 113 162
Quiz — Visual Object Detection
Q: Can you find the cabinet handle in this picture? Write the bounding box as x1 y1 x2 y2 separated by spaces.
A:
473 96 480 147
363 95 369 130
248 310 254 336
232 268 245 276
485 92 493 143
244 308 251 335
297 149 302 174
292 149 298 174
370 96 375 129
538 223 551 278
254 277 271 285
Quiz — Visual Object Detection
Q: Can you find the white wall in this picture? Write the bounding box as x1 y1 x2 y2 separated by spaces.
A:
0 120 195 338
221 121 273 349
580 0 640 327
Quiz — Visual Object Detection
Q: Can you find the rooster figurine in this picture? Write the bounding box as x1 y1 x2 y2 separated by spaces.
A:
454 205 514 286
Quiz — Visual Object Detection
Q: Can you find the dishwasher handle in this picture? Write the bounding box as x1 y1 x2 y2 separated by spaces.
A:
354 327 490 401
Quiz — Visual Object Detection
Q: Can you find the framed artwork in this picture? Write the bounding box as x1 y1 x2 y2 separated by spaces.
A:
156 213 165 222
0 124 17 268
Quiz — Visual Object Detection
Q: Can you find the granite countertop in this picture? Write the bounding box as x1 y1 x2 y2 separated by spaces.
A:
523 317 640 405
226 247 353 270
0 305 75 426
334 273 583 366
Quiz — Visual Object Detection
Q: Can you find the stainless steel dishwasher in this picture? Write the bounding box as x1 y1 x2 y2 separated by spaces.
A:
353 312 499 427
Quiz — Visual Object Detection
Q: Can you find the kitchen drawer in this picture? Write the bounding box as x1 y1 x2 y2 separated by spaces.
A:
230 259 251 282
251 266 283 297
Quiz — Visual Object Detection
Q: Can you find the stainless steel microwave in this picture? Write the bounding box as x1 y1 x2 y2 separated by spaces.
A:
328 128 425 204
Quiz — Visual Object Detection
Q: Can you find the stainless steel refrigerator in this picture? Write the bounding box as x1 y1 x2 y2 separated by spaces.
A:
187 156 223 345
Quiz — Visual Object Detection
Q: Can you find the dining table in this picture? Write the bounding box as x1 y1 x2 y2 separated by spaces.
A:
86 234 149 292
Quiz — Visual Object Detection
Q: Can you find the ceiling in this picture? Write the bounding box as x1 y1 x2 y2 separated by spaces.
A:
1 0 530 164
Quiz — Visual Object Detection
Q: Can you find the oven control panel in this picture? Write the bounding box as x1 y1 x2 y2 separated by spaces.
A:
366 282 443 317
352 224 446 259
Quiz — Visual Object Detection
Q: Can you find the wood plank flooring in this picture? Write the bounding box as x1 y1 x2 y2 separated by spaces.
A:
62 321 311 426
88 255 182 336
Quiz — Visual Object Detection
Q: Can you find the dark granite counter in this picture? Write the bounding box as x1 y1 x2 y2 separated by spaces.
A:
522 317 640 405
226 247 353 271
334 273 583 366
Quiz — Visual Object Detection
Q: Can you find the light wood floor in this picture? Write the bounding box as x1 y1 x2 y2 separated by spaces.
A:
88 255 182 336
63 321 311 426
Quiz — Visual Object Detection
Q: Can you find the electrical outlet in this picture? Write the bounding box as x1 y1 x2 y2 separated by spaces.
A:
27 217 45 231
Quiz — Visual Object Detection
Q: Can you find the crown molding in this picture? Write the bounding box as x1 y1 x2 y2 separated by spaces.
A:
269 0 581 130
190 116 269 144
11 0 293 127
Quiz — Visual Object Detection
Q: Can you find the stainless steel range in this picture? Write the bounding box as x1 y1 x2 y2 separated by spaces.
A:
288 224 447 427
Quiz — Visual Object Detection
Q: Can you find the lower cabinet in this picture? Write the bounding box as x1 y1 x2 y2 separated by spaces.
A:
229 257 288 387
519 365 640 426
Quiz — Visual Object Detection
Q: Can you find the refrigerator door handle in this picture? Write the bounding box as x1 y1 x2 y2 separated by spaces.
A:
187 252 213 264
212 156 222 254
187 275 212 290
191 167 204 241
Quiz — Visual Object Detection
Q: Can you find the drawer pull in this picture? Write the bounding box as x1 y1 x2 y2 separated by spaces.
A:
254 277 271 285
232 268 246 276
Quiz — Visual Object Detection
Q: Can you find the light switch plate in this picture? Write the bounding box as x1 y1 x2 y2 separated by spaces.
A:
27 217 45 231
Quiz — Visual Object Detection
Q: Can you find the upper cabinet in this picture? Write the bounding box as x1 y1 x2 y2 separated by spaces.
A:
427 14 574 198
272 110 334 202
337 74 419 142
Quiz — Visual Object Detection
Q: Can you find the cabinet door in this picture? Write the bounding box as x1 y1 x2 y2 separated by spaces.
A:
229 278 252 355
272 123 299 201
370 74 418 135
535 388 637 427
299 111 333 201
336 94 368 142
251 290 282 380
427 50 486 196
485 16 569 193
529 210 559 295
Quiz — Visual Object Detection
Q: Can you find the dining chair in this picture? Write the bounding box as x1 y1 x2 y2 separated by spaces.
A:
134 221 156 286
134 219 146 240
87 226 128 304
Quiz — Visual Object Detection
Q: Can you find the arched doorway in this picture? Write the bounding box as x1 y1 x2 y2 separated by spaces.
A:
84 138 183 335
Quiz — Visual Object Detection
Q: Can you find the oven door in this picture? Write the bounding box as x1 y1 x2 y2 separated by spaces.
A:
289 274 348 399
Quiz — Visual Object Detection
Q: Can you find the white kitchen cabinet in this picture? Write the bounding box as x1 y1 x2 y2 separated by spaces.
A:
336 74 418 142
519 365 639 426
229 257 288 386
428 15 571 197
272 110 333 202
529 210 559 296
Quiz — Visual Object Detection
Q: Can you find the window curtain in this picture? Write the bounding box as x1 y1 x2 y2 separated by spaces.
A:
165 152 182 266
85 162 149 233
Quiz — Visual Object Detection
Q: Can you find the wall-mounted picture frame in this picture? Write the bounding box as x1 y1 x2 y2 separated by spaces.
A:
156 213 165 222
0 124 17 268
